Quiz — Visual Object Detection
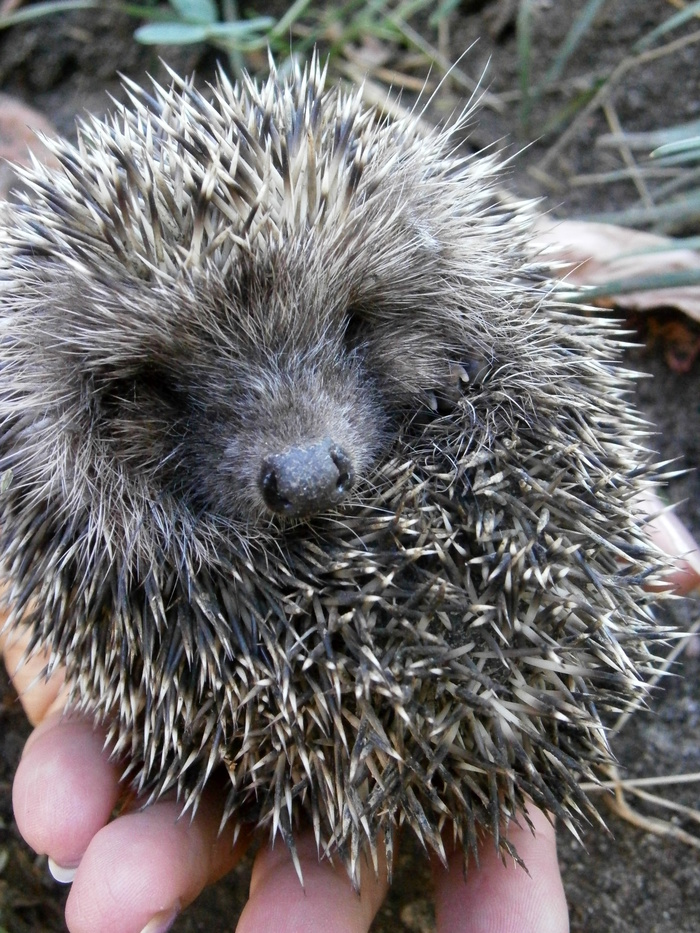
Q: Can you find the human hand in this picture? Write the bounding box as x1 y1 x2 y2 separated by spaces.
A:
3 624 568 933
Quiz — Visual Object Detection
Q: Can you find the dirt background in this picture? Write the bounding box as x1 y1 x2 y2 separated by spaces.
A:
0 2 699 931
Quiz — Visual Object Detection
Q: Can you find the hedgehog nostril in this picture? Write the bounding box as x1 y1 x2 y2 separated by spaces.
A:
260 467 293 513
330 447 353 494
260 438 354 517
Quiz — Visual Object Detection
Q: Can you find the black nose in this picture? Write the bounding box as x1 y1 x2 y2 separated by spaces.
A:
260 438 354 517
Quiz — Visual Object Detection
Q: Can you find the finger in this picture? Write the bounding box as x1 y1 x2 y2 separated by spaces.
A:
237 830 389 933
64 790 248 933
12 702 248 933
432 807 568 933
643 491 700 595
1 625 68 726
12 712 122 871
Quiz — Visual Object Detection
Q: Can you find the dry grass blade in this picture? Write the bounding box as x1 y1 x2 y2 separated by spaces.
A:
603 768 700 852
600 100 654 208
628 787 700 825
606 796 700 850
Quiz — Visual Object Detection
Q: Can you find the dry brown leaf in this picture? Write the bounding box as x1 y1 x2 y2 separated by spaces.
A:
535 217 700 322
0 93 59 200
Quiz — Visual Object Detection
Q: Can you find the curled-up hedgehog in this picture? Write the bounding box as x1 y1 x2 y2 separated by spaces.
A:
0 56 672 893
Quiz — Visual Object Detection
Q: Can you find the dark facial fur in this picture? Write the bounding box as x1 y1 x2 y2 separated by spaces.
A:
0 60 670 882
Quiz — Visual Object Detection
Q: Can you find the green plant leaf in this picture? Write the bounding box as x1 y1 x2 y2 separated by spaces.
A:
567 268 700 302
653 137 700 160
0 0 96 29
207 16 275 39
634 0 700 52
169 0 217 25
583 190 700 230
134 21 209 43
539 0 608 88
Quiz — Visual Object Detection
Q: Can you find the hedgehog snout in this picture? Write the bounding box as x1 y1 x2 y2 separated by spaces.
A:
259 438 354 517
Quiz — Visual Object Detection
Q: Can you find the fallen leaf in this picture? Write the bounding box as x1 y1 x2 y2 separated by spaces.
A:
0 93 59 200
535 217 700 321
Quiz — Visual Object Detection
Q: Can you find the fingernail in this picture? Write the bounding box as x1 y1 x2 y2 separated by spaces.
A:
47 856 78 883
139 902 182 933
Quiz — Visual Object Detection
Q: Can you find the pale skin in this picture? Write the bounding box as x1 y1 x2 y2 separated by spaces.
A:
3 501 699 933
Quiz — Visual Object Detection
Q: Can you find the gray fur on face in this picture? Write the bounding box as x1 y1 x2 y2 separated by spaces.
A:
0 58 670 883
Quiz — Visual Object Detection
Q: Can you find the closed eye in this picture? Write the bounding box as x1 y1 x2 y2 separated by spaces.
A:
342 304 373 351
96 365 188 417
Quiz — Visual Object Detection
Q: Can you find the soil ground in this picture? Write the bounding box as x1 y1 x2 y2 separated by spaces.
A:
0 2 699 931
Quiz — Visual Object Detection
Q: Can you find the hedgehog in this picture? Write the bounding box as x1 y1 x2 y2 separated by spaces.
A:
0 56 670 885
